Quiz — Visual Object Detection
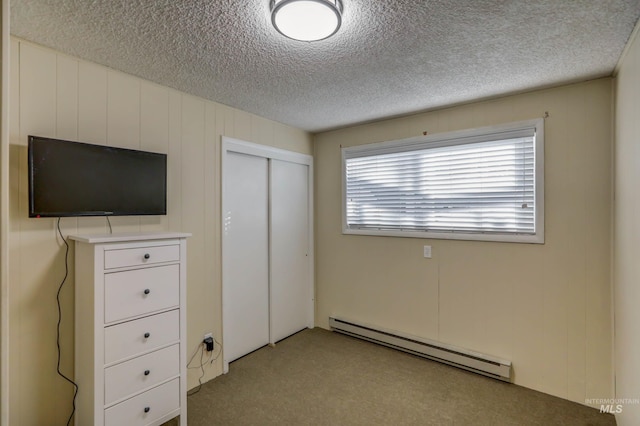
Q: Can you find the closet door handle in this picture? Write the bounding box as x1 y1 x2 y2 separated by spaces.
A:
144 253 150 260
144 369 150 376
144 289 151 295
144 332 150 339
144 407 150 413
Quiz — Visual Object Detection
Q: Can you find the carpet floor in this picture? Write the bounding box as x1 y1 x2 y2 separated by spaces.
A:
169 327 615 425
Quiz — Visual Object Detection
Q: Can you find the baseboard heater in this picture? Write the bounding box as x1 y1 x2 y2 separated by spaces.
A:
329 316 512 382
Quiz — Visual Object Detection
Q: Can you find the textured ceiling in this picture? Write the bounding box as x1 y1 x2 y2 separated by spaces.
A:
10 0 640 132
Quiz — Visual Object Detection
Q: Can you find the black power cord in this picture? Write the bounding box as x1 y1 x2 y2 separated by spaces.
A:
56 218 79 426
187 344 207 396
186 336 223 396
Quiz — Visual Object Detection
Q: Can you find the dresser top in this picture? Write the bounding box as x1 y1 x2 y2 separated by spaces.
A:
69 232 191 244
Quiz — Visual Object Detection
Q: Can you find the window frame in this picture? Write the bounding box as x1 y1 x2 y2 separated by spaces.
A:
341 118 544 244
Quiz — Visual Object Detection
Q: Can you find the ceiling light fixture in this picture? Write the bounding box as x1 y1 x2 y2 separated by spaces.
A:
270 0 343 42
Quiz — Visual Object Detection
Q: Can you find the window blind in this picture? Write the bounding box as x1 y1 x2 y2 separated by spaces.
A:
344 128 538 237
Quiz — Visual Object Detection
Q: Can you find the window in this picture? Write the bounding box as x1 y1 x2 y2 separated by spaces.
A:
342 119 544 243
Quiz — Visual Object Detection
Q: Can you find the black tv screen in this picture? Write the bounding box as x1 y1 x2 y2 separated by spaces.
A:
28 136 167 217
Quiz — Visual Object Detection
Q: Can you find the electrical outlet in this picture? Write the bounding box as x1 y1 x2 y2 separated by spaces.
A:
203 333 214 352
423 245 432 258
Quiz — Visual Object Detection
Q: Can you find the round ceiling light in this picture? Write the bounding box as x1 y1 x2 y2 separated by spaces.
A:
270 0 343 42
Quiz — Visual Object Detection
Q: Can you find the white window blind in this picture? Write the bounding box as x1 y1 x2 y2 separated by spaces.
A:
343 119 544 243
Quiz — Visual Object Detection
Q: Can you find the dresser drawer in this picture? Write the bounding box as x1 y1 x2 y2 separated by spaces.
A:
104 265 179 324
104 244 180 269
104 344 179 405
105 310 180 364
104 378 180 426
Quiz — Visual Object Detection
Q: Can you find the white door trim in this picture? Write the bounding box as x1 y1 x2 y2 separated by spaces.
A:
221 137 314 373
223 137 313 166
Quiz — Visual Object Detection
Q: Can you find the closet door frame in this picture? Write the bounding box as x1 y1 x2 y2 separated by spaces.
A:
221 137 314 373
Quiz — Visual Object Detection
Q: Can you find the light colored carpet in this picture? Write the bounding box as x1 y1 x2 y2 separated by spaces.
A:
169 327 615 425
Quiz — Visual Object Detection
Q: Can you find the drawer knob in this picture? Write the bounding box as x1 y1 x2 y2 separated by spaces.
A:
144 332 150 339
144 369 150 376
144 253 150 260
144 407 150 413
144 289 151 295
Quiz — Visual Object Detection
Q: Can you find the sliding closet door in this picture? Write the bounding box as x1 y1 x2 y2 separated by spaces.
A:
269 159 312 343
222 152 270 363
222 137 314 371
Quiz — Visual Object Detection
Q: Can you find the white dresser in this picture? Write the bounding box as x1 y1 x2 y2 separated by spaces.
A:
70 232 190 426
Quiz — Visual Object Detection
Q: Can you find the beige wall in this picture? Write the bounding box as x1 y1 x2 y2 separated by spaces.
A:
6 38 312 425
1 0 9 424
314 79 613 405
614 23 640 426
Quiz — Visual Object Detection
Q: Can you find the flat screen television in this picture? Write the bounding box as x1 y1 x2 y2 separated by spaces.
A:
28 136 167 217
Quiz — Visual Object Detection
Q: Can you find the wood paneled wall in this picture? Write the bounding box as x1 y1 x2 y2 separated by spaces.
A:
314 78 613 407
614 21 640 426
7 38 312 425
